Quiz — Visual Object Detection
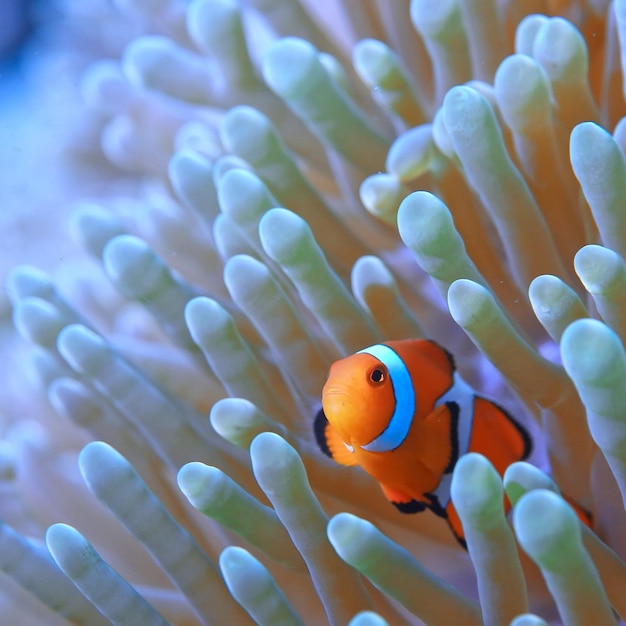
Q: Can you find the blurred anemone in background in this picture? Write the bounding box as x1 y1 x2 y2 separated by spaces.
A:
2 0 626 624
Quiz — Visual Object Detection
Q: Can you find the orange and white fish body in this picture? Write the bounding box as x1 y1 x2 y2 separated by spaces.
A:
314 339 532 547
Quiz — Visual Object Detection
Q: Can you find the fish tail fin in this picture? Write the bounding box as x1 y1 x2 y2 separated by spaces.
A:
313 407 357 466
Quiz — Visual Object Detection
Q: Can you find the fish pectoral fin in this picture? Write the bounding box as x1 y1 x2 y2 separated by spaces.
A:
380 484 427 513
315 411 358 466
328 440 358 466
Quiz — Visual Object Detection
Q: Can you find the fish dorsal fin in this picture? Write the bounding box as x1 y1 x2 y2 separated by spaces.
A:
469 397 532 470
387 339 455 377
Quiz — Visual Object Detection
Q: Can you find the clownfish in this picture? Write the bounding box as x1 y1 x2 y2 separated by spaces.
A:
314 339 533 548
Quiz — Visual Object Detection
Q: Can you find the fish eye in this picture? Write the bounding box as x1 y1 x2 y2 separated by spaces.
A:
369 367 385 384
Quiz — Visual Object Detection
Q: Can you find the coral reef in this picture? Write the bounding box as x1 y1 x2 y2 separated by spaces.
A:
2 0 626 624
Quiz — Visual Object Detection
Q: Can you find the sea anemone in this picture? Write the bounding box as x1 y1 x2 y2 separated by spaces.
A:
3 0 626 624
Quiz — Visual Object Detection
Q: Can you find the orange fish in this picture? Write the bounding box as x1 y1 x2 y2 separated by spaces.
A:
314 339 533 548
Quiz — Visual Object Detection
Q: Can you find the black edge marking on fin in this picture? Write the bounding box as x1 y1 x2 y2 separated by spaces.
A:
577 504 594 527
392 500 427 514
443 400 460 474
313 407 333 459
447 522 468 550
424 493 447 518
425 339 456 373
425 495 468 550
491 400 533 460
564 495 594 527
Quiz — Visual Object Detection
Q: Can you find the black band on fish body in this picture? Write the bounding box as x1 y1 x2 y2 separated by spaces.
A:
443 401 460 475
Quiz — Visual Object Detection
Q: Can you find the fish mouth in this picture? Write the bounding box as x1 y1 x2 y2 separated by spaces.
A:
321 387 362 444
321 387 355 417
323 387 353 399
